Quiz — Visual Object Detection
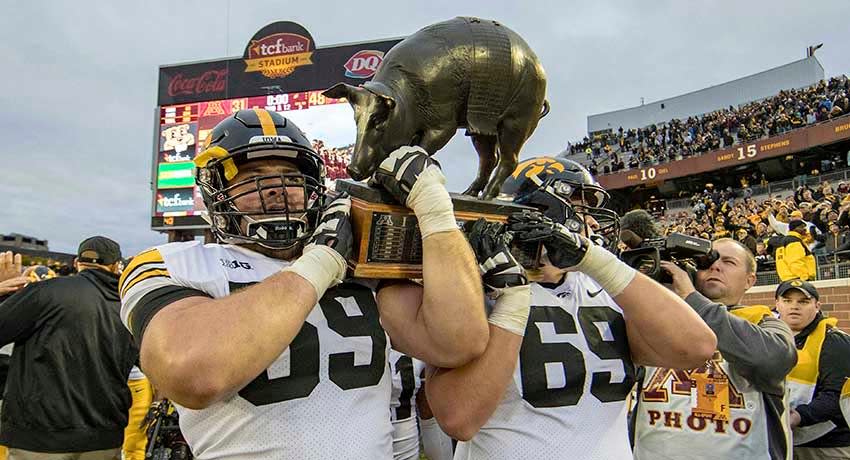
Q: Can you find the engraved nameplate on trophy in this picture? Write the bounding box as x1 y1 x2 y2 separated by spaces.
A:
336 180 541 279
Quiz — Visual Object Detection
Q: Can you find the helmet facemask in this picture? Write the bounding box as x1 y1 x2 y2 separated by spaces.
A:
196 152 326 250
523 178 620 253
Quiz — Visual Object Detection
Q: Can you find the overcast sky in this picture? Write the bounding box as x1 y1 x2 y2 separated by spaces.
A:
1 0 849 257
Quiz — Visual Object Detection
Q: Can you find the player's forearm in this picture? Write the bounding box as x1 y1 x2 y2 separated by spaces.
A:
617 273 716 368
425 325 521 441
420 230 488 365
142 271 317 408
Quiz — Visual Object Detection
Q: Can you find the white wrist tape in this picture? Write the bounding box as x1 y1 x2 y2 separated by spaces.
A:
281 245 347 300
406 165 457 238
574 244 636 298
488 285 531 336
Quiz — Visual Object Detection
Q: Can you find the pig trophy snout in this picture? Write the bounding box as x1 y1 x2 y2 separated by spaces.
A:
347 145 387 181
323 82 398 182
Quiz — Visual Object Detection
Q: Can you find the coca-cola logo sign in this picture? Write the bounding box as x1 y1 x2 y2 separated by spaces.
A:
167 69 228 97
344 50 384 78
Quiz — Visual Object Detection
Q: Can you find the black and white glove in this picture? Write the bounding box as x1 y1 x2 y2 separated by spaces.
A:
467 218 530 337
308 193 354 260
371 146 457 238
282 193 352 299
508 210 636 297
467 219 528 291
507 211 590 270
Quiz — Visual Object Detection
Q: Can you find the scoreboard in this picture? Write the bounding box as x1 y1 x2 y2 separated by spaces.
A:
152 21 402 231
152 91 352 228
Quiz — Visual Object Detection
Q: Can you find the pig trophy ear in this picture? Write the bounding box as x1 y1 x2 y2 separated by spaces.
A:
323 83 363 106
362 81 396 111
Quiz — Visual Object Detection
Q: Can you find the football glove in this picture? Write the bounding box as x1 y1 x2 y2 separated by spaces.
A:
507 210 590 270
282 193 352 299
371 146 457 238
467 218 528 292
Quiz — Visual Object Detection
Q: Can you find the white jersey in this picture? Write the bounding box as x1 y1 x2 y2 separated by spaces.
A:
455 272 636 460
120 241 393 460
389 349 425 422
389 349 426 460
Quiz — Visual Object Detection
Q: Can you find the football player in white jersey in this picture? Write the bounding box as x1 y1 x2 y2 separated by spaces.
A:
389 348 454 460
423 157 717 460
389 348 425 460
119 109 489 459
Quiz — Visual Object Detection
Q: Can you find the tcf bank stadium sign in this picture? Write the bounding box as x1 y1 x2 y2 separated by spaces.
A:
157 21 401 106
598 115 850 190
243 23 316 78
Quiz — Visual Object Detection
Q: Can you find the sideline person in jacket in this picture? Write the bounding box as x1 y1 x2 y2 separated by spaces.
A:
0 237 138 460
776 220 817 281
775 279 850 460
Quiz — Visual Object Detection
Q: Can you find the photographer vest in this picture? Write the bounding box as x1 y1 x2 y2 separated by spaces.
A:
787 316 839 445
633 305 792 460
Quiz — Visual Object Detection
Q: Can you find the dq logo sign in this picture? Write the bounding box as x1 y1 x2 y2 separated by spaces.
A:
344 50 384 78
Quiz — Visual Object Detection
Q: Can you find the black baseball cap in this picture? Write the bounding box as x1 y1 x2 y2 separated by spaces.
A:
77 236 122 265
788 219 807 231
775 279 819 301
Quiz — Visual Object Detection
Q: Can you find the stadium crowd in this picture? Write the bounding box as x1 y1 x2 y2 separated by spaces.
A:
654 178 850 275
565 75 850 176
312 139 354 181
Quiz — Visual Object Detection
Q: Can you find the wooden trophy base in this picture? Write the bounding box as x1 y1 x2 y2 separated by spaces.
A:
335 180 540 279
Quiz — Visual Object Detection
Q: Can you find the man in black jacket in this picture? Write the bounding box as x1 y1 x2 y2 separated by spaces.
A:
775 279 850 459
0 237 138 460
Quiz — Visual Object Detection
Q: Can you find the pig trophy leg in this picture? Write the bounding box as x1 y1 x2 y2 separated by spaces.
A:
481 122 531 200
463 135 498 197
416 126 458 167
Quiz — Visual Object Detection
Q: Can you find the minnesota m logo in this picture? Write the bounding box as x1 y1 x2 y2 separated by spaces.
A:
642 352 744 409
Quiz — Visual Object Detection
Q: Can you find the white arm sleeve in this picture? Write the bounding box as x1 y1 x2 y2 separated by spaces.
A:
768 213 789 236
419 416 454 460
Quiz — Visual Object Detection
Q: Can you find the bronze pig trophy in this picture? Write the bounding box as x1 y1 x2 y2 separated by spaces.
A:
323 16 549 200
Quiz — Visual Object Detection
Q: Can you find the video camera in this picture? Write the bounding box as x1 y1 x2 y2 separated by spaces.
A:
620 232 718 283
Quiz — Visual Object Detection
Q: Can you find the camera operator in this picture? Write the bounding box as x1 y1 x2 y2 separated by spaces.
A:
632 238 798 459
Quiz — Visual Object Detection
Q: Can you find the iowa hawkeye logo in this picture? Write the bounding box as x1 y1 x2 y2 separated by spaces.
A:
344 50 384 79
512 158 565 180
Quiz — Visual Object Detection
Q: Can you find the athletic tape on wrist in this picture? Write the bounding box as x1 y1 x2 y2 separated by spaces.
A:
574 244 636 298
487 285 531 336
281 245 347 300
406 166 457 238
